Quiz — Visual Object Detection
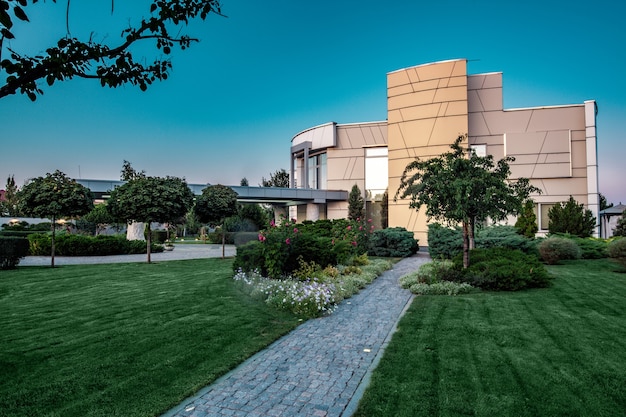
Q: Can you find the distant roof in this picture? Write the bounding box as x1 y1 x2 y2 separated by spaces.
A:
599 204 626 216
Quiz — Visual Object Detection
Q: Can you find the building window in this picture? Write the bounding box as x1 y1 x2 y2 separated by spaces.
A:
470 144 487 157
365 147 388 201
539 203 555 231
308 153 327 189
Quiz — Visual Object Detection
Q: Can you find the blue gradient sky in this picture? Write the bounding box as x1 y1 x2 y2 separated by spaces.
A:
1 0 625 204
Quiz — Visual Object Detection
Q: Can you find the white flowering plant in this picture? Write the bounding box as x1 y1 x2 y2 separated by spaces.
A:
233 257 392 318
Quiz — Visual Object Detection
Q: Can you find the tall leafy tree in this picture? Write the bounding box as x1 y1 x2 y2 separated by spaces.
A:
107 175 194 263
17 170 93 267
396 135 540 268
348 184 365 221
194 184 238 258
261 169 289 188
548 196 596 238
1 0 223 100
1 174 21 216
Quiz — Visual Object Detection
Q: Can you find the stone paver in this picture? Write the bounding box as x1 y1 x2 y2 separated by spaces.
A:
162 252 431 417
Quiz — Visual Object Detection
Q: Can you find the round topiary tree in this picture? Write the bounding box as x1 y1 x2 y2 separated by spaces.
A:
17 170 94 267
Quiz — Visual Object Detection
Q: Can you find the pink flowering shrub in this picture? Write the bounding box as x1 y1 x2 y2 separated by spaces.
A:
234 217 374 278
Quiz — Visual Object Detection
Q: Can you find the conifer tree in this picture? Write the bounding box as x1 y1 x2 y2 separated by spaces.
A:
348 184 364 221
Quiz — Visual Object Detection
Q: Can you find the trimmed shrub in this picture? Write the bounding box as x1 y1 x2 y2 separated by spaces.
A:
427 223 462 259
408 281 474 296
475 225 536 254
0 230 39 238
368 227 419 258
607 238 626 269
568 235 608 259
0 236 30 269
27 233 163 256
538 236 582 264
456 247 551 291
27 233 51 256
400 259 456 287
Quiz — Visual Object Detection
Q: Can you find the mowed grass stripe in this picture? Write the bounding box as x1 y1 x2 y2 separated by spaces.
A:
354 259 626 417
0 259 300 417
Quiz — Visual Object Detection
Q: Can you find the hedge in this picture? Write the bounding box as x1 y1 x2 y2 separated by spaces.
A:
0 236 30 269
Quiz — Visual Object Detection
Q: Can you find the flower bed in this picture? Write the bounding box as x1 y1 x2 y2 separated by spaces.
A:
233 258 392 318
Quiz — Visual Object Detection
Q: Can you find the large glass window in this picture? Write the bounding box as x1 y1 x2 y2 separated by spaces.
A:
365 147 388 201
308 153 327 189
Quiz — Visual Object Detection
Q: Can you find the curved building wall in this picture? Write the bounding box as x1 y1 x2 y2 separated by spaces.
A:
387 59 469 244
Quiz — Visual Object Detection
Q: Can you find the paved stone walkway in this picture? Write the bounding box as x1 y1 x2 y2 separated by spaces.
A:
162 252 431 417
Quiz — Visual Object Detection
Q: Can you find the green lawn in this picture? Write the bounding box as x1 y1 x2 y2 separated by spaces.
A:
354 259 626 417
0 259 300 417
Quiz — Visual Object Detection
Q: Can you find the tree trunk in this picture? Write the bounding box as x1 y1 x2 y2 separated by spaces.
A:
468 217 476 250
462 220 470 269
146 222 152 263
51 215 56 268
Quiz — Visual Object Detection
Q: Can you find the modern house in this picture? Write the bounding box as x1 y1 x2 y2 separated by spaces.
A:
290 59 600 242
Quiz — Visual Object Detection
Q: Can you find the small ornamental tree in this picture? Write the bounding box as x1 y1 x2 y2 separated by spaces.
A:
194 184 238 258
396 135 540 268
548 196 596 238
515 199 538 238
107 176 194 263
348 184 365 221
17 170 94 267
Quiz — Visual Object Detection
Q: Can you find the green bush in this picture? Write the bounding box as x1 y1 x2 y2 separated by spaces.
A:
151 230 169 244
233 241 266 275
538 236 582 264
368 227 419 258
235 219 358 278
400 259 456 287
607 238 626 269
454 248 551 291
475 225 537 254
27 233 163 256
27 233 51 255
407 281 474 296
427 223 463 259
0 230 39 238
297 219 334 237
565 235 608 259
0 236 30 269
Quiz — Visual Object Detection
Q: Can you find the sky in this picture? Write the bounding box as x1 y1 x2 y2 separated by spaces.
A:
1 0 625 204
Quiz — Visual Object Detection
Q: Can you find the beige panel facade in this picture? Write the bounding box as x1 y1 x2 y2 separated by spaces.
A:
387 59 469 244
290 58 599 241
